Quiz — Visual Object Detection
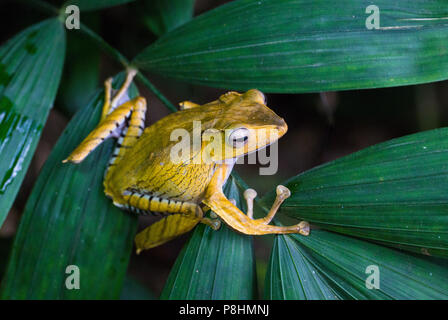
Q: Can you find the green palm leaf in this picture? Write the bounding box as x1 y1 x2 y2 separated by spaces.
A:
134 0 448 93
161 176 257 299
0 74 138 299
261 128 448 258
265 233 340 300
287 230 448 299
0 18 65 227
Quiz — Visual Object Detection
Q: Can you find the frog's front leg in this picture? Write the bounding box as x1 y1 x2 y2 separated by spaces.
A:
202 164 310 236
63 69 146 165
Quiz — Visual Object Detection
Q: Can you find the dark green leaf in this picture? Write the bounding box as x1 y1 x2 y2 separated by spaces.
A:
0 18 65 227
58 25 100 117
265 233 339 300
0 74 138 299
262 128 448 258
161 176 257 300
63 0 136 11
289 230 448 299
141 0 195 36
134 0 448 93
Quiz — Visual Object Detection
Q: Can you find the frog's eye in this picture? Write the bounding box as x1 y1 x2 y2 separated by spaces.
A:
228 127 250 147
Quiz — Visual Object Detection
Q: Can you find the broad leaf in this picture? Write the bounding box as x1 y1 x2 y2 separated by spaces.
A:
134 0 448 93
265 233 340 300
289 230 448 299
0 18 65 227
261 128 448 258
161 176 257 299
0 74 138 299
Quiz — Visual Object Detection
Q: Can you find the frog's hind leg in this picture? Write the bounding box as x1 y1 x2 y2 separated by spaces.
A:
134 214 220 252
63 69 146 164
134 214 200 253
121 190 220 252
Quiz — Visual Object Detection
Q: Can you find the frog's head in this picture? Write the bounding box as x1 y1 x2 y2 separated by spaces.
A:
202 89 288 162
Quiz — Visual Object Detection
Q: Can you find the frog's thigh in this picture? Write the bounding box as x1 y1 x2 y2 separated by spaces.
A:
135 214 201 253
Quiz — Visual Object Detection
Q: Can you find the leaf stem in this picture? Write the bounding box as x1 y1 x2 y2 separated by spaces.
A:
135 73 178 112
78 22 176 112
79 22 130 67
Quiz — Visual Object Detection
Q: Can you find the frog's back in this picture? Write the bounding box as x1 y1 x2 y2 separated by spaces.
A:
104 108 220 203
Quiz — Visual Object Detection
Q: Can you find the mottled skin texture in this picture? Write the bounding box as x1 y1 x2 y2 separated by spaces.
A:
64 71 309 252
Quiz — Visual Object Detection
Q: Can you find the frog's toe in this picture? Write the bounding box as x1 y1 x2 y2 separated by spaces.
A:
243 188 257 219
296 221 310 236
201 217 221 230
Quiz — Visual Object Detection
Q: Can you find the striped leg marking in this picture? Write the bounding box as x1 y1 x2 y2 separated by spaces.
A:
120 189 198 217
63 97 146 164
63 68 143 164
105 97 146 173
123 189 222 253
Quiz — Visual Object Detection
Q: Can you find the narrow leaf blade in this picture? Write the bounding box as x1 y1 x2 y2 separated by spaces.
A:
290 230 448 299
262 128 448 258
265 234 340 300
161 176 257 300
134 0 448 93
0 18 65 226
0 74 138 299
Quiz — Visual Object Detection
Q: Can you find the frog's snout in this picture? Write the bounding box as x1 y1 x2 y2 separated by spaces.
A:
276 118 288 137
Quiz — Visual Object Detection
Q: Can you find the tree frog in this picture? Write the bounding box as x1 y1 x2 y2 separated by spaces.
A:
64 69 309 253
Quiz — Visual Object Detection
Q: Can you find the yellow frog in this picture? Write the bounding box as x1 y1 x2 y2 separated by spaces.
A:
63 69 309 253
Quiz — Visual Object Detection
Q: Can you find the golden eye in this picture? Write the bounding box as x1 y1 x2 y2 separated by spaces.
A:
228 128 249 147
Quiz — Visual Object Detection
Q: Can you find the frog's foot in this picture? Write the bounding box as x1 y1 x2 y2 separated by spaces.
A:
257 185 291 225
255 185 309 235
204 186 309 236
101 68 138 121
243 185 290 224
63 69 146 165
